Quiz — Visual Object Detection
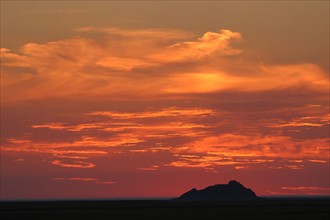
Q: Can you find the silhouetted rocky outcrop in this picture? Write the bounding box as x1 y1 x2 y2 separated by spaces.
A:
175 180 258 201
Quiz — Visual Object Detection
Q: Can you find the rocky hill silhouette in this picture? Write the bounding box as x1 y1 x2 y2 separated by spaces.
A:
175 180 258 201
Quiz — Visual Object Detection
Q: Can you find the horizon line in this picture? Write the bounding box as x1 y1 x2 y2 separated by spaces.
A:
1 195 330 202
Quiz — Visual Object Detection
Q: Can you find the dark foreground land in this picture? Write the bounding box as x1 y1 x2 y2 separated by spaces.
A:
1 198 329 220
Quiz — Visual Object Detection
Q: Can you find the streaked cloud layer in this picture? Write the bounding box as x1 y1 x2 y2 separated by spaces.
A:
2 28 327 102
1 24 329 199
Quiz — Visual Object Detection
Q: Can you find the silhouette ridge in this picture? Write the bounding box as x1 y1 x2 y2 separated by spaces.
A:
175 180 258 201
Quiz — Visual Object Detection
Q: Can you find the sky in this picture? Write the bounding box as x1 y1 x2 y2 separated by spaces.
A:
0 1 329 200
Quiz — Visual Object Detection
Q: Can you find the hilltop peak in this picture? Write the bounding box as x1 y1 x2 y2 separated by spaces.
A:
175 180 258 201
228 180 242 185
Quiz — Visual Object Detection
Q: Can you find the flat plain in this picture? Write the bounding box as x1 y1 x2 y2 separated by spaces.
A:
1 198 329 220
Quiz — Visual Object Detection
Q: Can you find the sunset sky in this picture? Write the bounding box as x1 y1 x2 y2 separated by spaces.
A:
1 1 329 200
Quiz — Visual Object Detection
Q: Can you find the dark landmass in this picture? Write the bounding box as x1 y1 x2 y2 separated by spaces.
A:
175 180 258 201
1 197 329 220
0 181 327 219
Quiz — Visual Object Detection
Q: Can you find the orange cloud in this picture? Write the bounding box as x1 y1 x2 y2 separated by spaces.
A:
51 160 95 168
1 22 329 178
86 107 217 119
175 134 329 159
1 27 328 103
53 177 116 184
271 114 329 128
281 186 330 191
2 138 109 169
31 123 105 131
138 165 160 171
279 186 330 195
3 104 329 171
2 141 109 155
95 181 116 185
96 57 153 71
54 177 98 181
152 29 242 62
166 152 305 171
308 159 328 163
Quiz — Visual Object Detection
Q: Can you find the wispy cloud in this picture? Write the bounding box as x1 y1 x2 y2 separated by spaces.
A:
1 26 329 196
281 186 330 191
54 177 97 181
54 177 116 184
1 28 327 102
3 104 328 171
278 186 330 195
51 160 95 168
86 107 217 119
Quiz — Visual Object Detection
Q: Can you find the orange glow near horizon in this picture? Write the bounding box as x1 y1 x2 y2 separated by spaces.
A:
1 1 329 200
